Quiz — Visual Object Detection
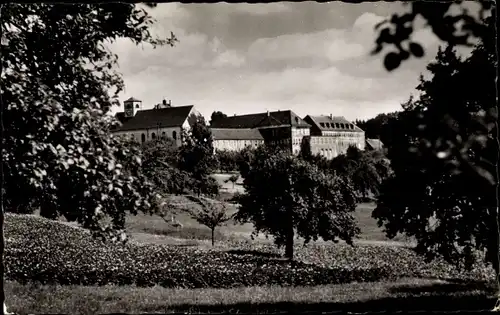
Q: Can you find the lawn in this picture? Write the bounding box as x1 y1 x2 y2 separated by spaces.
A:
4 189 497 314
124 196 411 247
6 278 496 314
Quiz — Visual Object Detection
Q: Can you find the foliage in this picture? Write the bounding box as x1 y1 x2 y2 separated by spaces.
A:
236 146 260 178
299 145 391 201
298 137 313 160
215 147 264 174
140 137 220 200
1 4 178 239
181 195 234 246
373 33 498 273
235 148 360 259
209 111 228 126
4 214 493 289
178 115 216 177
330 146 391 200
140 137 189 196
225 174 239 188
372 1 494 70
214 149 240 173
354 112 400 147
175 114 220 196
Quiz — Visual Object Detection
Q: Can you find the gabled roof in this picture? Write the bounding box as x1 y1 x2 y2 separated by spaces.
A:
366 139 384 150
124 97 141 102
210 110 310 129
304 115 364 133
212 128 264 141
113 105 194 132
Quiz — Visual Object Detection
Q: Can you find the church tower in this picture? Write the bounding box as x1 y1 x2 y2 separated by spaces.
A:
124 97 142 117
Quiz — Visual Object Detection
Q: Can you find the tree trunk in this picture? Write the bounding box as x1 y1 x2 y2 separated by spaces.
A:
211 228 215 247
39 202 58 220
492 215 500 283
1 204 5 314
285 224 294 260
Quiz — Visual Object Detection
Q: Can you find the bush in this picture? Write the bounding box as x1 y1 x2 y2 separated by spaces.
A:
4 214 494 289
142 225 227 242
215 150 240 173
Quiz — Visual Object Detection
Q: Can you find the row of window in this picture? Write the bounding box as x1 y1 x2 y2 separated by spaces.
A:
319 148 338 158
129 130 177 143
321 131 363 137
320 122 355 130
269 139 291 145
311 137 361 144
292 128 309 136
214 140 262 147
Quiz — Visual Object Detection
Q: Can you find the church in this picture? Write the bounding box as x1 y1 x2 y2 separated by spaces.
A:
111 97 200 146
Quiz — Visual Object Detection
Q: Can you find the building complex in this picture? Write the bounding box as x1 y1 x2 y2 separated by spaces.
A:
111 97 381 159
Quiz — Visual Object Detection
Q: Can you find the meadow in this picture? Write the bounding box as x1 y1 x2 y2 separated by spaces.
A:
3 174 497 314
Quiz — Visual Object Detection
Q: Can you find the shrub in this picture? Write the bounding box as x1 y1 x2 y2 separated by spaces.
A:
4 214 494 289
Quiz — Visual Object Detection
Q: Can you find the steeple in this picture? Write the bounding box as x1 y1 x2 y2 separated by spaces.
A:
124 97 142 117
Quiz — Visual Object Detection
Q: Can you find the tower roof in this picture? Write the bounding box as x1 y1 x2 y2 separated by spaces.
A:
124 97 141 102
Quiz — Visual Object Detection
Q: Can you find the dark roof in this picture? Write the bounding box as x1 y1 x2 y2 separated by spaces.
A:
113 105 194 132
124 97 141 102
212 128 264 141
366 139 384 150
304 115 364 133
210 110 310 129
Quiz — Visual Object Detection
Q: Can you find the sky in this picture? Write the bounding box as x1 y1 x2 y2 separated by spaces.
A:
108 2 477 121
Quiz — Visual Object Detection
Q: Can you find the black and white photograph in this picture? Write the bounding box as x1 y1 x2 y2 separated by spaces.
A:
0 1 498 314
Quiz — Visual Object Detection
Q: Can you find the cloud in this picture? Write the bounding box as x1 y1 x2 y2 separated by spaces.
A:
109 3 443 122
212 50 246 67
228 3 292 15
352 12 386 30
246 27 372 71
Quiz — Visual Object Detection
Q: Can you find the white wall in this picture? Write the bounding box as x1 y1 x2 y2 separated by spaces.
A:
310 132 365 159
113 126 183 146
214 139 264 152
291 127 310 155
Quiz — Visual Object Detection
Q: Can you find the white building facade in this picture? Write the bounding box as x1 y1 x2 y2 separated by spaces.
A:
111 97 200 146
303 115 365 159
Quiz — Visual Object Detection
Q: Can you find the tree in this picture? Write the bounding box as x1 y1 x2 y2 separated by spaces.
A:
225 174 239 189
330 146 390 201
354 112 400 145
141 137 192 195
178 114 220 196
1 3 178 309
298 137 313 160
2 2 178 234
372 31 498 274
182 195 234 246
236 145 259 178
179 114 216 175
372 1 494 71
214 149 240 173
209 111 228 126
235 148 359 260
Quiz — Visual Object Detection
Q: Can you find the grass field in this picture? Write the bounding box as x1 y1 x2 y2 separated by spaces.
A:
6 278 496 314
125 198 412 247
4 177 496 314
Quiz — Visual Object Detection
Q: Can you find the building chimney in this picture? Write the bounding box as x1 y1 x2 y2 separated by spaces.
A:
267 110 270 117
159 99 172 108
329 114 333 119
